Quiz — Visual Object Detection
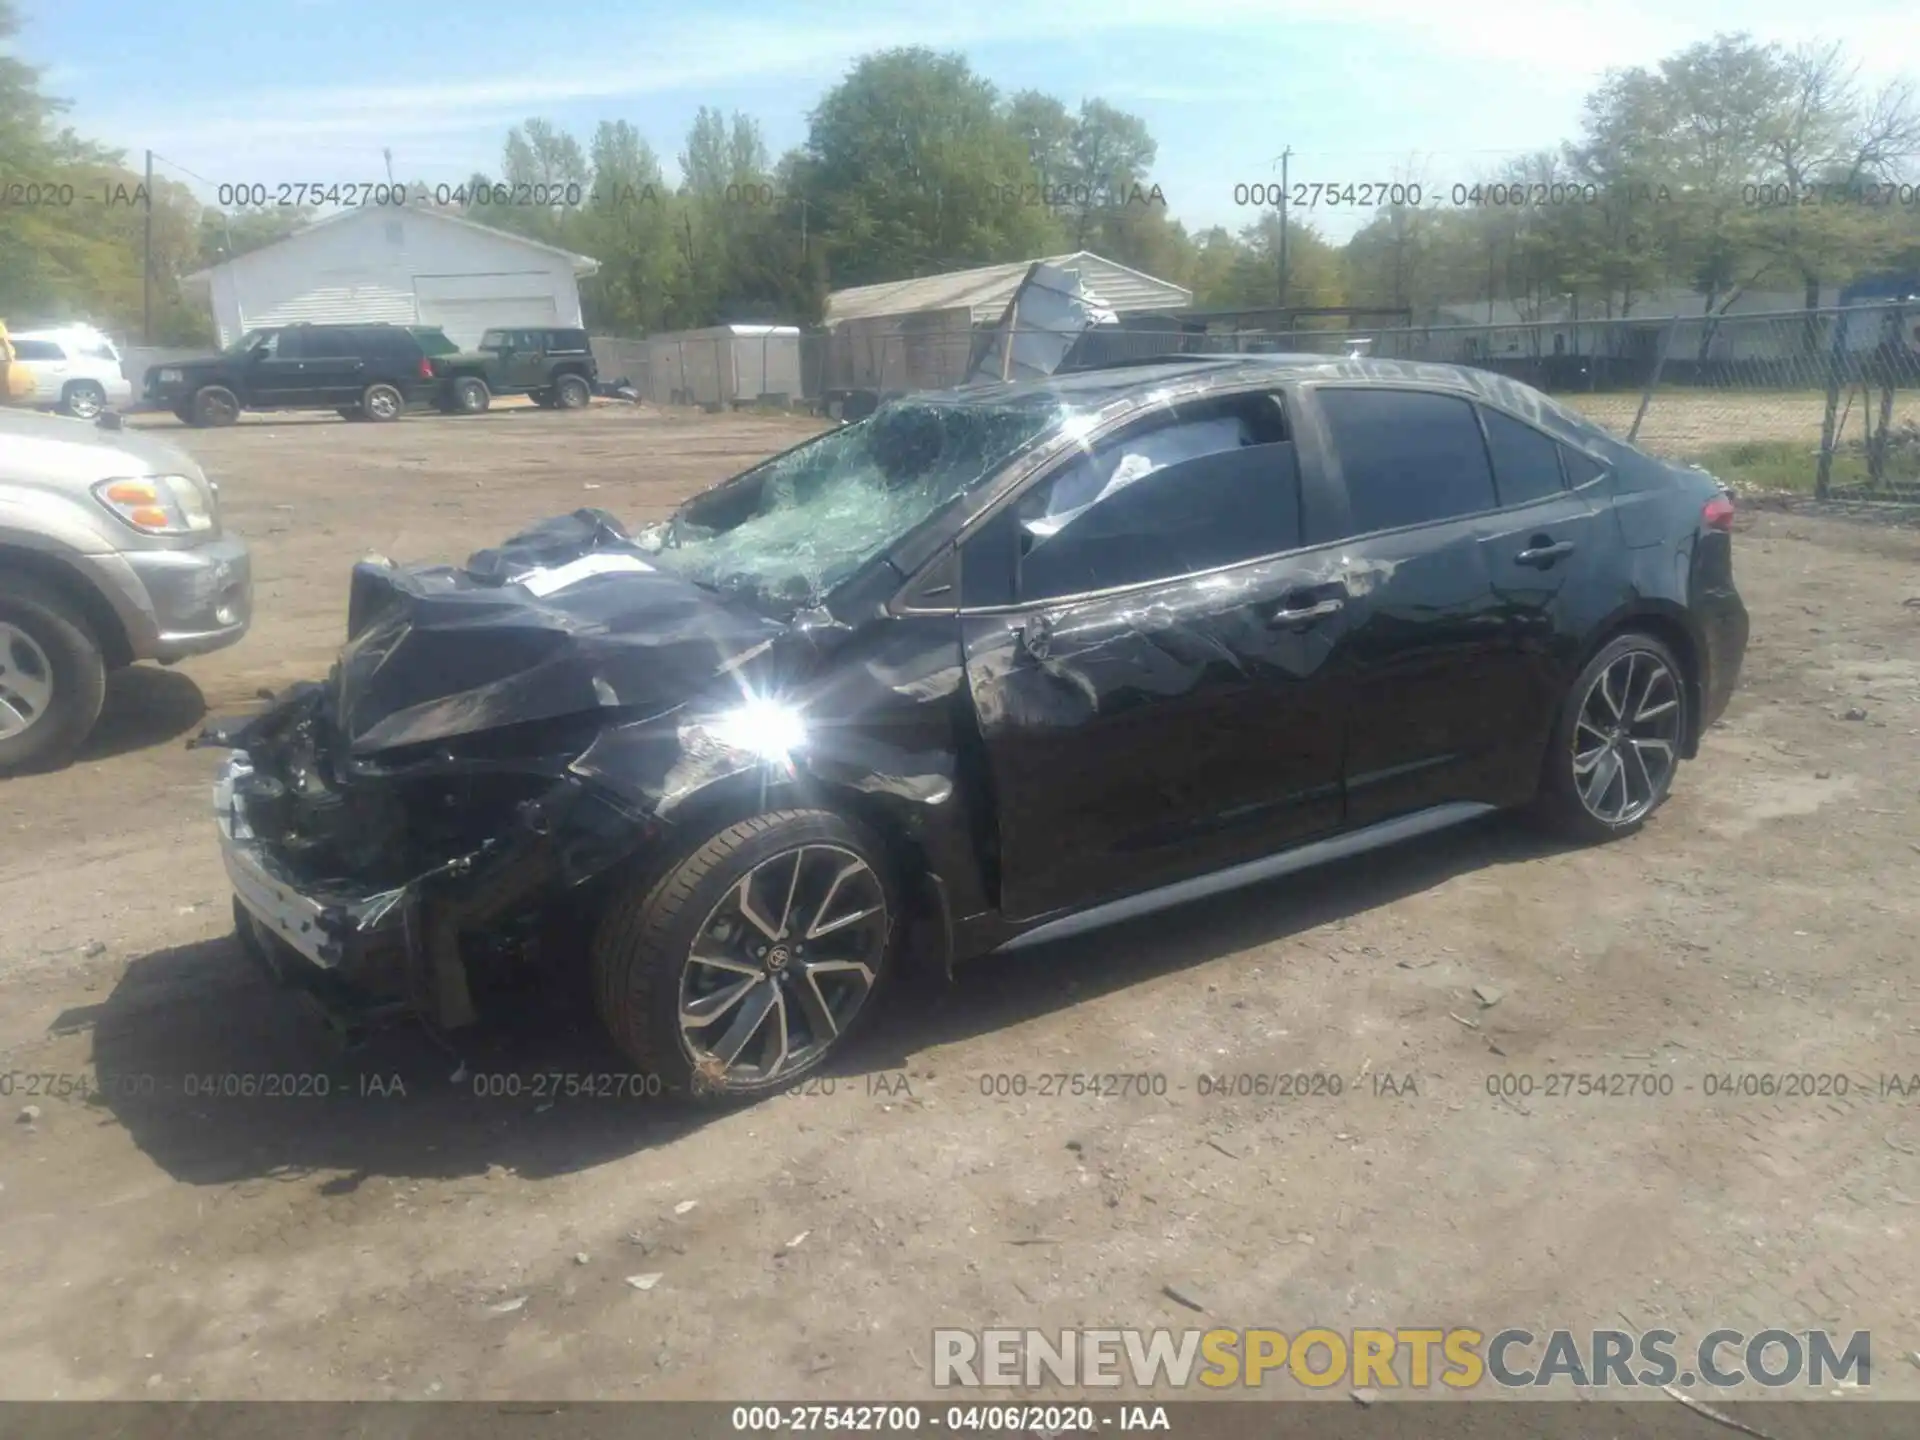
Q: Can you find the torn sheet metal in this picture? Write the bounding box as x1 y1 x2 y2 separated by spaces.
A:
966 262 1120 387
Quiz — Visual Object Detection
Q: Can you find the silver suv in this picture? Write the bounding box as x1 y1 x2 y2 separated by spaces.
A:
0 408 252 773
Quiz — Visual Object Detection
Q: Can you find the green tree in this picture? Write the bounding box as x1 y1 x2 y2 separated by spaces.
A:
803 48 1060 286
575 120 680 334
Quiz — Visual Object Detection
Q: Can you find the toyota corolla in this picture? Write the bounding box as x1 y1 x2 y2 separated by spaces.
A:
198 354 1748 1099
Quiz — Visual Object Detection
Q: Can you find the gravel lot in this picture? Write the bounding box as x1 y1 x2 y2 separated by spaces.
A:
1 403 1917 1406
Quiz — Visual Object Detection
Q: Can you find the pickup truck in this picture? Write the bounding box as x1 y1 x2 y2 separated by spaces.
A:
430 326 597 414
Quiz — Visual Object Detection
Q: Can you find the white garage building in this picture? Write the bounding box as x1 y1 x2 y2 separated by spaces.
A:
184 207 600 349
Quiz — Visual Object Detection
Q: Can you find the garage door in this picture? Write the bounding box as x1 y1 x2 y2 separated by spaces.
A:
413 275 563 347
415 296 560 345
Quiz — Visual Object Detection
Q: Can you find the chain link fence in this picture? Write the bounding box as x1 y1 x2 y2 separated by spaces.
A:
596 299 1920 501
1058 303 1920 501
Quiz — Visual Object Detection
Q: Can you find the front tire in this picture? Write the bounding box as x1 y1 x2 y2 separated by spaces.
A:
59 381 107 419
1533 632 1688 842
190 385 240 427
590 810 899 1100
0 577 108 776
451 376 490 414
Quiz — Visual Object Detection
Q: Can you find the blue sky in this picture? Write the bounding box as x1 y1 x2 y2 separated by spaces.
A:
13 0 1918 245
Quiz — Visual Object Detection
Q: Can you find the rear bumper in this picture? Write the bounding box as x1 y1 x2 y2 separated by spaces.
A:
1698 591 1749 732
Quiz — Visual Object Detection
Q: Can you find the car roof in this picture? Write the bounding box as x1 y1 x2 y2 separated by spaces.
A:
921 352 1619 452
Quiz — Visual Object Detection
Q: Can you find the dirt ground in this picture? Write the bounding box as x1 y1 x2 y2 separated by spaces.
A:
1568 389 1920 461
2 403 1918 1406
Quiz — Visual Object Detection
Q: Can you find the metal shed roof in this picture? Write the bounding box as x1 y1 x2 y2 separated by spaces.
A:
825 251 1191 325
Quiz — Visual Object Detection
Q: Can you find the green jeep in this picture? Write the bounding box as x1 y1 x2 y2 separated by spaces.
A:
429 327 598 414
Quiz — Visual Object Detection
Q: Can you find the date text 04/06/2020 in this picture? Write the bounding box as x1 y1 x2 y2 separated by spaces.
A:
727 1405 1171 1433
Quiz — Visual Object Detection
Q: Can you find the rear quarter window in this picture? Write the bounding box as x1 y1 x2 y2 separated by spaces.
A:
1319 387 1499 534
1480 407 1567 506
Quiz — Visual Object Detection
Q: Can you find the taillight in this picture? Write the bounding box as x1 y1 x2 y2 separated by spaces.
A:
419 357 435 378
1702 493 1734 532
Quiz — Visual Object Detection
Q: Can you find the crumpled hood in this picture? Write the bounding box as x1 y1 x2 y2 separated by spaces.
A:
334 508 790 755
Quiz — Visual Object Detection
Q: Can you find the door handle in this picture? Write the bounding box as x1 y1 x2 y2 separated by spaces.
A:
1265 595 1345 627
1016 617 1051 660
1515 539 1576 568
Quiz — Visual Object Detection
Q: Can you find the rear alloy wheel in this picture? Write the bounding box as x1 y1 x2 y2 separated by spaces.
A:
554 374 591 410
59 381 107 419
1535 632 1687 841
452 376 490 414
190 385 240 427
591 810 898 1099
360 383 404 421
0 578 107 776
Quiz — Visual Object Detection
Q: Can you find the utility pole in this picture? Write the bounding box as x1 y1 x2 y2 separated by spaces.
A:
1276 146 1292 314
383 148 396 185
142 149 153 344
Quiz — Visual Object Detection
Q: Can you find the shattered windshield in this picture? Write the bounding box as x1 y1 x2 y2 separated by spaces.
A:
646 396 1069 610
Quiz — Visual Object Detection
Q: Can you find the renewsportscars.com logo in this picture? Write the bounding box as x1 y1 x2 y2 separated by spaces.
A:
931 1328 1872 1391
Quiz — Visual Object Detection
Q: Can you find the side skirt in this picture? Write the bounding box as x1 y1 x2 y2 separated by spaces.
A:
990 802 1497 954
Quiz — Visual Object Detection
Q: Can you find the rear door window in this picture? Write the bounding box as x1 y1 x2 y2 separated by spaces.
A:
300 328 358 359
1317 387 1498 535
1479 406 1567 507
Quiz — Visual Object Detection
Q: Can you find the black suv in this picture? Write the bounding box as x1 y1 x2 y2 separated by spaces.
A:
203 355 1749 1099
145 323 447 426
428 326 598 414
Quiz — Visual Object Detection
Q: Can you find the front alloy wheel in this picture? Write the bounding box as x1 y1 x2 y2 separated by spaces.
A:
0 621 56 742
679 845 886 1085
592 811 897 1098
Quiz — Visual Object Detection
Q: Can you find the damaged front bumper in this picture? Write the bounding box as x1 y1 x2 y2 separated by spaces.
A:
215 752 408 973
209 705 658 1032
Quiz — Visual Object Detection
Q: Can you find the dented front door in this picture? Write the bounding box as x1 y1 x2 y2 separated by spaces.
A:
962 550 1352 925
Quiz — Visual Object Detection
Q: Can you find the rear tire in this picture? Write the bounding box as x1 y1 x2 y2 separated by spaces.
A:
554 374 591 410
590 809 900 1101
1531 632 1688 842
0 577 107 776
360 382 404 421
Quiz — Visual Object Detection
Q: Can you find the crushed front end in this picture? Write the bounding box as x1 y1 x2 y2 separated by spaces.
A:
206 682 653 1030
195 506 800 1033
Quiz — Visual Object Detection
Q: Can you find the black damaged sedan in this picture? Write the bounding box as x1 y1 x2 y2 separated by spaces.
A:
201 355 1748 1098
